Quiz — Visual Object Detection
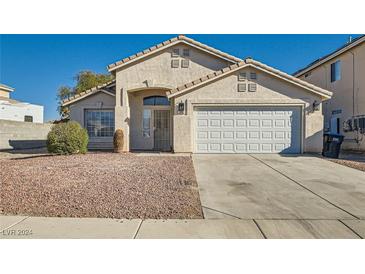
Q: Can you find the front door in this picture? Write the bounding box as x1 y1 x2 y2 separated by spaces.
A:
153 109 171 151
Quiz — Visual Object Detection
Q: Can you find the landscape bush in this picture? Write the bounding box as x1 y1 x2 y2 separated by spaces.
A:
47 121 88 154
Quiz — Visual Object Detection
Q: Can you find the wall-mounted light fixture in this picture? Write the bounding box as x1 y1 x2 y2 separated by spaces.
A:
312 100 320 112
178 101 185 113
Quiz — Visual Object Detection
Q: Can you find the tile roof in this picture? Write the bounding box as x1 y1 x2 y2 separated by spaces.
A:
107 35 242 71
61 80 116 106
167 58 332 99
294 35 365 77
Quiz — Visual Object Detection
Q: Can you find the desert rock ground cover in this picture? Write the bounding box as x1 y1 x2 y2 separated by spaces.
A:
0 153 203 219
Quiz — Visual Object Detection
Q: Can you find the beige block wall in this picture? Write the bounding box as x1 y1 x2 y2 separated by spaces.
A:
0 119 52 150
114 43 233 151
69 92 115 149
298 42 365 150
172 67 325 153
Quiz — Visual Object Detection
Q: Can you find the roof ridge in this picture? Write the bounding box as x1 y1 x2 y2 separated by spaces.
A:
167 58 332 98
107 35 242 71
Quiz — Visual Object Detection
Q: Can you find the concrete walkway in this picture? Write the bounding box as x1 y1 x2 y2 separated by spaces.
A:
0 215 363 239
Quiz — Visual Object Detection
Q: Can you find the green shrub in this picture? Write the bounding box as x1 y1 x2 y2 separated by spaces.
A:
113 129 124 153
47 121 89 154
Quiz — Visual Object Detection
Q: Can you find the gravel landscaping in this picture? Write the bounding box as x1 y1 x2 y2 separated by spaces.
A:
328 159 365 172
0 153 203 219
326 151 365 172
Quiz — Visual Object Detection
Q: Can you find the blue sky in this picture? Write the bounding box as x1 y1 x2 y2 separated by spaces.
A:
0 34 361 121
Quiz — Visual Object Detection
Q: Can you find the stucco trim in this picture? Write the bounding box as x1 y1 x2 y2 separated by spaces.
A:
62 80 116 106
107 35 242 72
127 85 175 93
167 58 333 100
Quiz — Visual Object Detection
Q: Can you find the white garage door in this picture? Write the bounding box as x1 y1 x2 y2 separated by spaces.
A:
195 106 301 154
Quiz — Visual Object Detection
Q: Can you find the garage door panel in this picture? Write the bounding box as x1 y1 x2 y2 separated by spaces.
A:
209 131 221 139
197 119 208 127
248 143 260 152
222 131 234 139
209 143 221 152
261 119 273 127
248 119 260 127
261 143 273 152
235 143 247 152
197 131 208 140
236 119 247 127
248 131 260 139
262 131 273 139
195 106 301 154
222 143 234 152
236 131 247 139
209 119 221 127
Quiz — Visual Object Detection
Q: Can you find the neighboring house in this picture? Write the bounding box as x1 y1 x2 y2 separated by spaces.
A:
0 83 44 123
62 35 332 153
294 35 365 151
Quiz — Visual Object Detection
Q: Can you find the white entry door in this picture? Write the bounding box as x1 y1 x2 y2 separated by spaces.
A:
195 106 301 154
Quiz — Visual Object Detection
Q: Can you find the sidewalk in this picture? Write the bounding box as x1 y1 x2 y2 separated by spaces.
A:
1 215 363 239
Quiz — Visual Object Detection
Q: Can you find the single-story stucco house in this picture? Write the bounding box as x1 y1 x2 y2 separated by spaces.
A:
62 35 332 154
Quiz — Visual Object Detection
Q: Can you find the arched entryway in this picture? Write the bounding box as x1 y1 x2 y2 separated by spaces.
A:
129 90 172 151
143 96 171 151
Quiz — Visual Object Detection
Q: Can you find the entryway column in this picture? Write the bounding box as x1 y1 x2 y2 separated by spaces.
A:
115 83 130 152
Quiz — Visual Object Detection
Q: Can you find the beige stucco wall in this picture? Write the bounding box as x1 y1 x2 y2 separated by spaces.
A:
172 67 325 153
114 42 233 151
0 90 10 98
68 92 115 149
298 42 365 151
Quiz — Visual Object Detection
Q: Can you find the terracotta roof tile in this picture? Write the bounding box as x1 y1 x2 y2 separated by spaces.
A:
207 73 215 79
107 35 242 71
62 80 116 105
167 58 332 99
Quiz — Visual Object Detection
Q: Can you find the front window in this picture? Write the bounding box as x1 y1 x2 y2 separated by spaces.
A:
143 109 151 138
331 60 341 82
85 109 114 137
24 115 33 122
143 96 169 106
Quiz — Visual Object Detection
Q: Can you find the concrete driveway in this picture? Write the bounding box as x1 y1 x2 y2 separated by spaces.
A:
193 154 365 238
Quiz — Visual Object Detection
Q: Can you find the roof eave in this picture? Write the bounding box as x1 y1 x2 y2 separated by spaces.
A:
62 89 115 107
61 80 116 106
168 60 332 100
0 86 15 92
